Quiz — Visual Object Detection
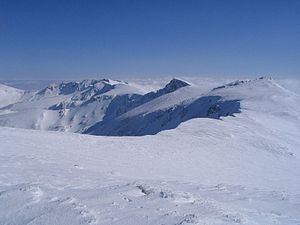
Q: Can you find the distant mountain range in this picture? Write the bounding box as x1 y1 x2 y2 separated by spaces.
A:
0 77 299 136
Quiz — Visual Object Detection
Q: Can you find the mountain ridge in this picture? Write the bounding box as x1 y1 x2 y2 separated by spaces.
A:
0 77 297 136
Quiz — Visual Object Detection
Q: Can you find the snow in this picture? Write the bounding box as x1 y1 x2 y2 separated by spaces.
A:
0 84 24 108
0 78 199 133
0 79 149 132
0 77 300 224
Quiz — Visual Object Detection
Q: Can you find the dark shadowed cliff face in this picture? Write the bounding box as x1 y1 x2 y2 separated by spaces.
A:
85 96 240 136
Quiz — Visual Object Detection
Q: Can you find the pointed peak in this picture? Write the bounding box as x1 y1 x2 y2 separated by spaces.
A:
164 78 190 93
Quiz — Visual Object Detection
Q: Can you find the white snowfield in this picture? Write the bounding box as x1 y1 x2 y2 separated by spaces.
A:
0 77 300 225
0 83 24 109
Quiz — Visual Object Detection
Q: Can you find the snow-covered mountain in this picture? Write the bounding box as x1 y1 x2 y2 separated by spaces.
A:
0 78 148 132
0 83 24 109
0 77 299 137
1 77 300 224
0 77 211 134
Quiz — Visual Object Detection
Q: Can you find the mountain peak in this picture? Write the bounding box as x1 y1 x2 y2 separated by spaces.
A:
163 78 190 93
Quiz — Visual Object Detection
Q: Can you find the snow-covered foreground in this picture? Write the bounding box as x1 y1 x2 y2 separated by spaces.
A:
1 108 300 224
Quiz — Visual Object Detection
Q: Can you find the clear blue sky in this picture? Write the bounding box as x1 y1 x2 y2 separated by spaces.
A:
0 0 299 79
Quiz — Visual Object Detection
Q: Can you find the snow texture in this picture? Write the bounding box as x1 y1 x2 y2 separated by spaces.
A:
0 77 300 224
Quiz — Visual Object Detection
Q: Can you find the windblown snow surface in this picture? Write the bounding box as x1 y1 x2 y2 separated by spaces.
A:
0 84 24 109
0 77 300 225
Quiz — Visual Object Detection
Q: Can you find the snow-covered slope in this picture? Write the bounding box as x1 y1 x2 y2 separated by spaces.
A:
0 110 299 224
0 83 24 109
0 77 300 224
